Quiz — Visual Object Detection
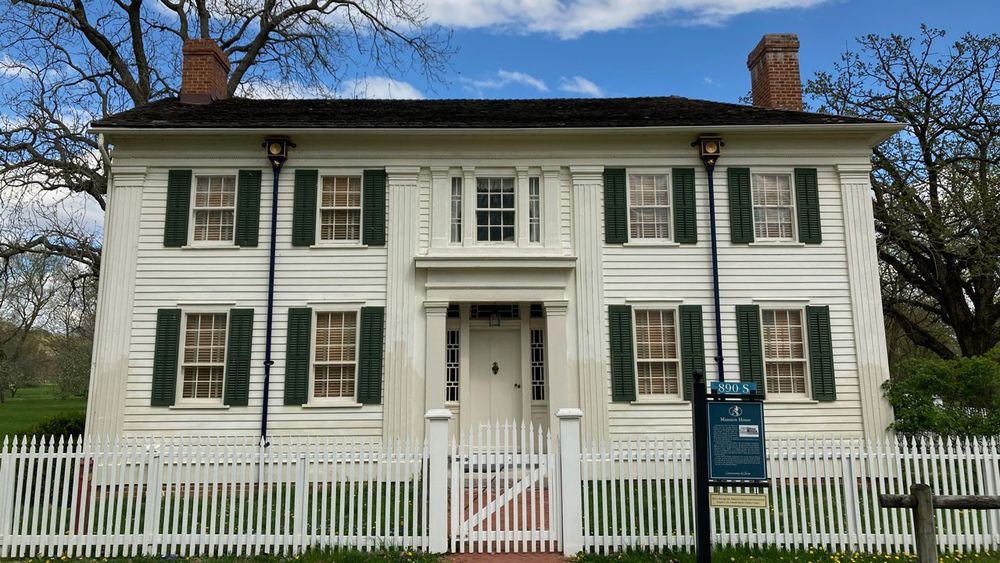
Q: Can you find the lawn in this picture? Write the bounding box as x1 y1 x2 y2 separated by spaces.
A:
0 385 86 438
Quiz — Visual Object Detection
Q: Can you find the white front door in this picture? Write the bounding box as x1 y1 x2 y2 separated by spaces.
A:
468 328 522 428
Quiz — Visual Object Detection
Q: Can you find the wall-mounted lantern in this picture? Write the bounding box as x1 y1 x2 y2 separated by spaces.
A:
263 137 294 169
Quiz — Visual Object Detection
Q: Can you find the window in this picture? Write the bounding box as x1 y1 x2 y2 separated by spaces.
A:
752 173 794 240
445 329 460 402
529 177 541 243
530 328 546 401
450 177 463 243
313 311 357 399
181 312 227 400
475 177 515 242
761 309 808 394
633 309 680 395
320 175 362 241
628 173 670 240
192 175 236 242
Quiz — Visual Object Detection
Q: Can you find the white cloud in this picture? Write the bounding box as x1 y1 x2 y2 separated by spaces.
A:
339 77 425 99
424 0 828 39
462 69 549 95
559 76 603 97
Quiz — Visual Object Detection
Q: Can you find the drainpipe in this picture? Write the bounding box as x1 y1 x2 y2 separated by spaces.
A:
696 137 726 382
259 138 293 441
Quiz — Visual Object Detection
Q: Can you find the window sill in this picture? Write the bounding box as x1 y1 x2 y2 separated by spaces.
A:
621 241 681 248
301 401 365 409
180 244 236 250
747 241 806 248
309 243 368 250
169 404 231 410
764 398 820 405
630 398 687 406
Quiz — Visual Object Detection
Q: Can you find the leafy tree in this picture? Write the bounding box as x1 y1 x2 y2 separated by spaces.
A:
807 27 1000 358
0 0 450 278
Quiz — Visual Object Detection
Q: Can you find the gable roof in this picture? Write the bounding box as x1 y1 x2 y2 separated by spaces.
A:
90 96 887 130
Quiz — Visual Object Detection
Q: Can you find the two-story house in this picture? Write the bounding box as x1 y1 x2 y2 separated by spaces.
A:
86 34 901 441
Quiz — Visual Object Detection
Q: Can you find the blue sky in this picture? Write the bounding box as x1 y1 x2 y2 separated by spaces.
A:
383 0 1000 103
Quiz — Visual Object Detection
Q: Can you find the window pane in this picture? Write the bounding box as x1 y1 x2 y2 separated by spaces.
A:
628 174 670 239
181 312 227 400
762 308 807 394
529 177 541 243
475 177 516 242
320 176 362 241
637 362 679 395
451 177 463 243
634 309 680 396
446 329 460 402
313 311 357 399
752 174 794 240
193 209 235 242
320 209 361 241
193 176 236 242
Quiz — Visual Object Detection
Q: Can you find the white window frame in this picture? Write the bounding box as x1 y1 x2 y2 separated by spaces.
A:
631 307 682 398
626 169 673 242
473 175 518 244
528 176 542 244
450 177 463 244
315 169 365 247
308 306 362 406
188 172 238 246
445 317 461 405
749 169 798 243
176 309 229 405
759 306 811 398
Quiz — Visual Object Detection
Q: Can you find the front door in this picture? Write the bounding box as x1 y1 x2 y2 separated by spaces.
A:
468 328 522 429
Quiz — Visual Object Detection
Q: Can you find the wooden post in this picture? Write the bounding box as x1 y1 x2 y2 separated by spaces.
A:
911 483 938 563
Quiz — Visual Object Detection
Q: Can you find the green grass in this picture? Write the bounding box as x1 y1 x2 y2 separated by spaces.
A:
572 546 1000 562
0 385 86 438
14 546 441 562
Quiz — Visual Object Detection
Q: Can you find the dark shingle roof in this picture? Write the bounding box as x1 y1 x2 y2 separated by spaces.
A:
91 96 886 130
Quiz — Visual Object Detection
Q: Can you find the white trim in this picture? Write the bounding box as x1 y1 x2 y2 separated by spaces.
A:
307 308 361 406
175 301 237 308
624 298 684 307
630 306 683 400
169 404 231 411
751 297 810 305
306 300 366 307
174 310 229 407
758 305 811 401
188 172 238 246
625 169 673 243
747 169 798 243
315 170 364 245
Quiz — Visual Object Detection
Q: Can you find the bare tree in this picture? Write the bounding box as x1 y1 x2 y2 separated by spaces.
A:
0 0 451 277
807 26 1000 358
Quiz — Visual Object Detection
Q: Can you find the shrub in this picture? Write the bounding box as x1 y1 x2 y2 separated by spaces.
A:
26 412 86 441
883 344 1000 436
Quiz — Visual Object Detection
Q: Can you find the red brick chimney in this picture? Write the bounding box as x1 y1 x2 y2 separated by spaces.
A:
747 33 803 112
180 39 230 104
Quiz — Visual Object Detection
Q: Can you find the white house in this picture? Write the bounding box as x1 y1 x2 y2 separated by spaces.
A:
85 34 901 442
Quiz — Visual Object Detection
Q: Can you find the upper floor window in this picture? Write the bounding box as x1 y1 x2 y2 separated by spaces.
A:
476 177 515 242
450 177 463 243
761 309 807 395
529 177 541 243
320 175 362 242
751 173 795 241
181 312 227 401
628 173 670 240
192 175 236 242
634 309 680 396
313 311 358 400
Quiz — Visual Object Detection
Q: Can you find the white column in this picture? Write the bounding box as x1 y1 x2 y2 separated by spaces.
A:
462 166 476 247
542 166 561 250
544 300 574 432
838 163 895 438
424 301 450 412
557 408 584 555
383 166 422 440
86 165 146 436
570 166 609 441
425 408 453 552
429 166 451 249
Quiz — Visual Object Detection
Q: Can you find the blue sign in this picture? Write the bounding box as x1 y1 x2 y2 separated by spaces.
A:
711 381 757 395
708 401 767 482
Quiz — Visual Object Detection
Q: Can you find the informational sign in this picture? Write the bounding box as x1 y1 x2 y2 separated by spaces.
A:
709 492 769 509
710 381 757 395
707 401 767 482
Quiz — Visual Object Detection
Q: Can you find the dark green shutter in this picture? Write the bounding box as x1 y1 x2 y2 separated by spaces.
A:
362 170 387 246
603 168 628 244
678 305 706 400
223 308 254 406
794 168 823 244
164 170 192 247
806 305 837 401
608 305 636 402
235 170 262 247
727 168 754 243
291 170 317 246
357 306 385 404
284 307 312 405
672 168 698 244
736 305 766 397
151 309 181 406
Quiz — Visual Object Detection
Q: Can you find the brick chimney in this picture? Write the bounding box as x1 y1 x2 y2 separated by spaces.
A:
180 39 230 104
747 33 803 112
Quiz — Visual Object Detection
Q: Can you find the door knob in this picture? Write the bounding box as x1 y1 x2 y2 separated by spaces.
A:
491 361 499 375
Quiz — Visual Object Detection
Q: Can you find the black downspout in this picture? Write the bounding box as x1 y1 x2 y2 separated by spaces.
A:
703 157 726 382
260 162 281 441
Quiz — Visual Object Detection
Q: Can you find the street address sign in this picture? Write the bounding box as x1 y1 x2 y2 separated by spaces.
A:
710 381 757 395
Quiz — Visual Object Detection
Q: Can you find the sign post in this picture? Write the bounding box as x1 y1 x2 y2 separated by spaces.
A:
692 368 711 563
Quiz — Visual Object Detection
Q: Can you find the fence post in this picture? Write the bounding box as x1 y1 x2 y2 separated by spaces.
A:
0 438 13 558
143 453 162 555
294 453 308 552
911 484 938 563
841 444 860 549
425 409 452 553
557 408 584 555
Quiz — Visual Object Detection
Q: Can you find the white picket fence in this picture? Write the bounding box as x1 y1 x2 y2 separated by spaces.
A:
579 436 1000 553
0 435 429 559
2 413 999 557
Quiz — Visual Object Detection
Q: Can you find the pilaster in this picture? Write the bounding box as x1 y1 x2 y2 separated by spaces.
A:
424 301 450 413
